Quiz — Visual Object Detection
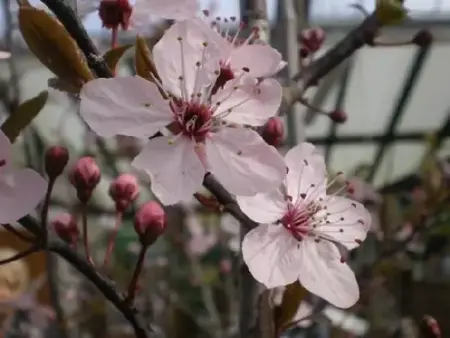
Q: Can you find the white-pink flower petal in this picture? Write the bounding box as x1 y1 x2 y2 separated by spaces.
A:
132 136 205 205
315 196 371 250
0 168 47 224
237 189 286 224
0 130 12 164
285 143 327 202
212 77 282 126
152 19 221 99
242 224 301 288
205 128 286 196
229 44 283 78
80 76 173 138
297 239 359 308
0 51 11 60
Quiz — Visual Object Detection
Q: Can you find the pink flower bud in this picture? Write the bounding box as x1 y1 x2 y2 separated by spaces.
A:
412 29 433 47
69 157 101 204
420 315 441 338
134 201 166 246
51 213 79 245
299 46 310 59
299 27 325 53
109 174 139 212
45 146 69 180
220 259 232 274
98 0 133 30
329 109 348 124
261 117 284 147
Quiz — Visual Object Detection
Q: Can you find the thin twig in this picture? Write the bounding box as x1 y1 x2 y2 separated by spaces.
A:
0 245 38 264
1 223 34 243
18 215 153 338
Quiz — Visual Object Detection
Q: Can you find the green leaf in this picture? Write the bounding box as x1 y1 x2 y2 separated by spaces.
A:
1 91 49 142
376 0 408 25
103 44 133 72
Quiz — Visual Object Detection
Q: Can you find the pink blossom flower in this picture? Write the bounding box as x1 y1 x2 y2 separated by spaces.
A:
80 19 286 205
236 143 371 308
346 177 381 205
0 51 11 60
131 0 198 27
0 130 47 224
77 0 198 31
185 211 217 256
191 15 285 89
220 214 240 252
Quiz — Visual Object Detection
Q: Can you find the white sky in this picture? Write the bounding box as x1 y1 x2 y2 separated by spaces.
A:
1 0 449 35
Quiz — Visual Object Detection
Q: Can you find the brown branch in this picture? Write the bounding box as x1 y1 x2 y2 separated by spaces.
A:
18 215 153 338
1 223 35 243
0 245 38 264
281 13 382 112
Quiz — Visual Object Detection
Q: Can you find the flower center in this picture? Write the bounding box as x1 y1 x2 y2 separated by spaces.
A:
98 0 133 30
211 61 235 95
171 101 213 142
281 202 315 241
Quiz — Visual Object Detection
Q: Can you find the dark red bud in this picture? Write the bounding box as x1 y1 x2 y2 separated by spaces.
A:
51 213 79 245
329 109 348 124
299 27 326 53
299 46 310 59
45 146 69 180
109 173 139 212
69 157 101 204
98 0 133 30
412 29 433 47
134 201 166 246
261 117 284 147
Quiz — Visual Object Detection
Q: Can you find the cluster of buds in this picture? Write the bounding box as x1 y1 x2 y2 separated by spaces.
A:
298 27 326 58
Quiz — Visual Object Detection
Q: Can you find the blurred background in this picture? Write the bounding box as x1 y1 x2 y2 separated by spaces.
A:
0 0 449 337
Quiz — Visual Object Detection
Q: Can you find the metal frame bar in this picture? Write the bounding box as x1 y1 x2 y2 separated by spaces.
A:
324 60 354 163
307 130 449 145
367 45 431 182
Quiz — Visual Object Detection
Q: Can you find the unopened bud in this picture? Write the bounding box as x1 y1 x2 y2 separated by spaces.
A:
98 0 133 30
220 259 232 274
261 117 284 147
412 29 433 47
299 27 325 53
299 46 310 59
134 201 166 246
420 315 441 338
51 213 79 245
329 109 348 124
109 174 139 212
69 157 101 204
45 146 69 180
193 192 222 211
